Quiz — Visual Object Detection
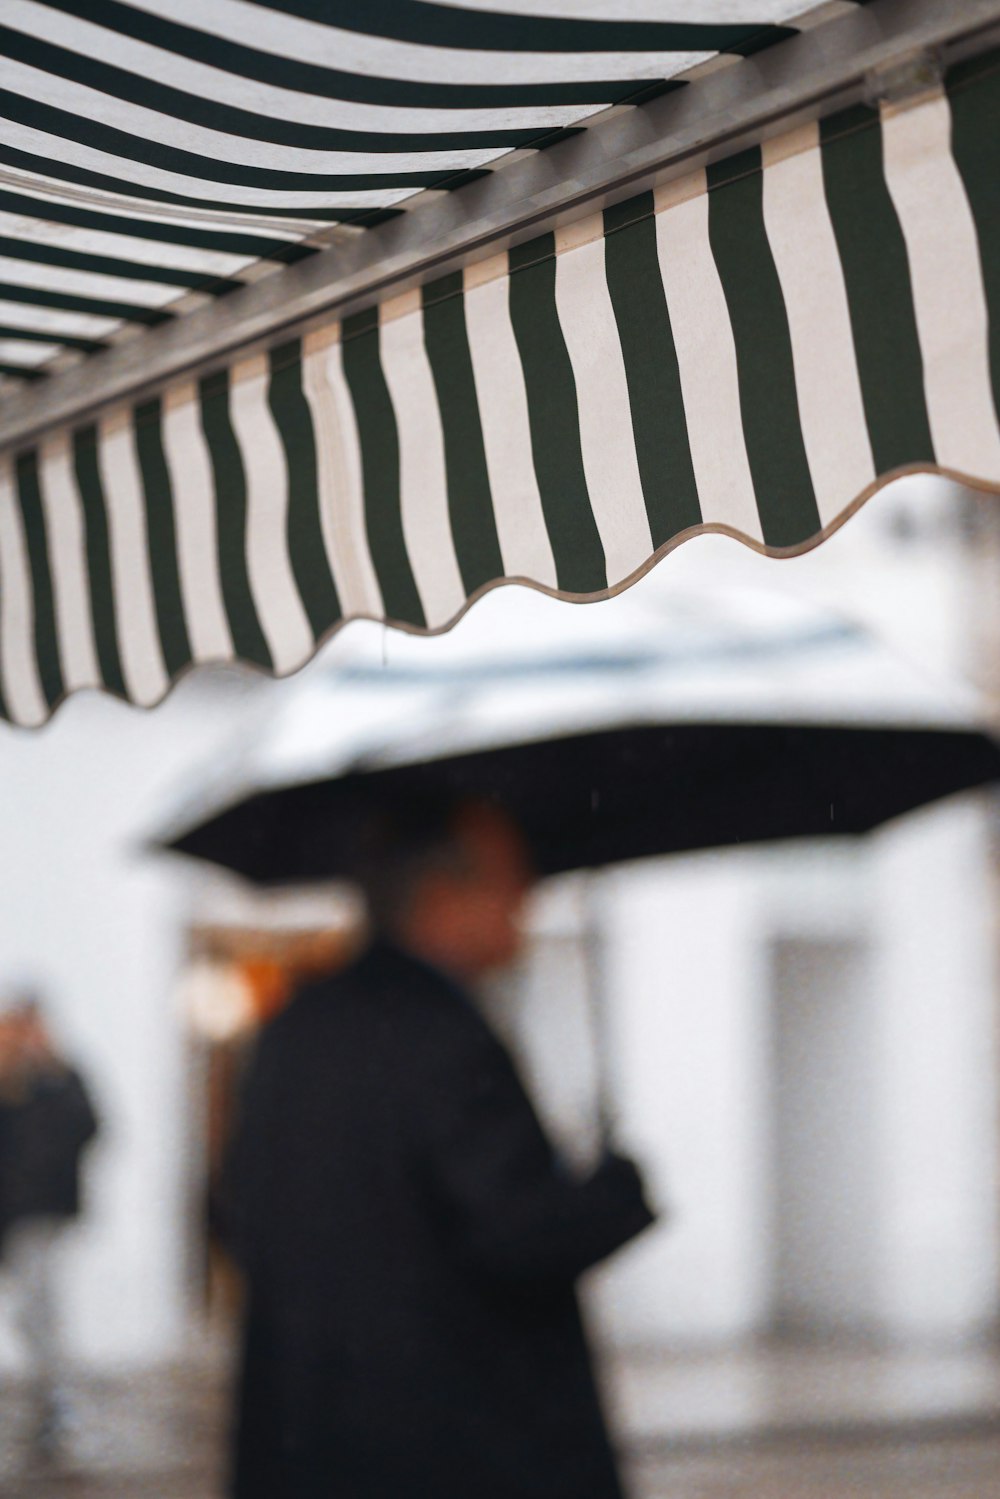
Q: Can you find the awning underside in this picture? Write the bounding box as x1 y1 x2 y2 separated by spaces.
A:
0 0 850 388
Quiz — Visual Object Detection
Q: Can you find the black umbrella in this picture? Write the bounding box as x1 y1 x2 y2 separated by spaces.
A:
163 719 1000 885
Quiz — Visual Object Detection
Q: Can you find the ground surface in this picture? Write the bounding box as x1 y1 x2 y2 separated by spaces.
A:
635 1427 1000 1499
10 1429 1000 1499
3 1343 1000 1498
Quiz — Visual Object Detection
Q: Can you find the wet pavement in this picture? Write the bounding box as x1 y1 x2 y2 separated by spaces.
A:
618 1342 1000 1497
0 1360 225 1499
610 1341 1000 1446
2 1342 999 1498
11 1430 1000 1499
634 1426 1000 1498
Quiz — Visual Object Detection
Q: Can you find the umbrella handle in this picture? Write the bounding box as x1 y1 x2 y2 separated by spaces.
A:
581 876 617 1151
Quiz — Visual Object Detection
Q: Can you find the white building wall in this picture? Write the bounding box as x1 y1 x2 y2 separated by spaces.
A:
872 798 1000 1340
586 857 771 1345
767 933 882 1334
564 796 998 1351
0 677 261 1369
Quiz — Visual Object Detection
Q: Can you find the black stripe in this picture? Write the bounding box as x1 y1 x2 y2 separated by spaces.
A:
0 279 172 324
0 188 312 262
0 88 460 193
198 370 273 670
0 143 386 223
0 363 46 380
133 398 193 677
421 273 503 595
604 192 701 545
0 235 240 292
707 149 819 548
35 0 642 109
13 450 64 709
820 105 934 473
507 233 606 595
72 425 127 697
729 25 800 59
340 308 425 627
268 341 341 639
0 321 104 353
0 534 15 715
947 46 1000 91
253 0 792 56
353 208 407 230
0 26 542 156
948 54 1000 432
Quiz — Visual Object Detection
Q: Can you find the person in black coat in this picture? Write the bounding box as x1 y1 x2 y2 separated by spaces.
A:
0 1007 99 1240
224 800 655 1499
0 998 100 1456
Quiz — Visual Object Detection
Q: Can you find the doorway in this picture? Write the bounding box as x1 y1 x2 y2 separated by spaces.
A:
767 935 880 1338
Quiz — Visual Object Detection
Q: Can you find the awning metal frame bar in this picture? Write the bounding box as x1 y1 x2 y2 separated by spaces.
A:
2 0 998 456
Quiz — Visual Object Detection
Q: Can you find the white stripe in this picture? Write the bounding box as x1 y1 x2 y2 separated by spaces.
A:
0 298 117 339
0 166 324 239
301 332 384 620
3 57 506 176
554 217 652 585
96 411 169 706
3 0 598 138
0 254 181 308
379 295 466 628
0 460 48 727
120 0 713 84
654 175 762 540
0 338 60 366
434 0 821 16
228 356 314 672
762 126 874 527
36 434 102 692
882 94 1000 484
0 210 254 279
160 384 234 663
0 123 417 212
463 258 557 588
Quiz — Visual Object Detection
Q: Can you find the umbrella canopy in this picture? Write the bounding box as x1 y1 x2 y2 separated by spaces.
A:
159 585 1000 884
164 717 1000 885
0 4 998 730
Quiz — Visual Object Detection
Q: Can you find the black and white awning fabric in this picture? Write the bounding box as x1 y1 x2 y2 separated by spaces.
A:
1 5 999 728
0 0 852 383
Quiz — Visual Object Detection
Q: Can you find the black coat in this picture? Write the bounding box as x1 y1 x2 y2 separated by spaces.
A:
224 941 654 1499
0 1066 99 1243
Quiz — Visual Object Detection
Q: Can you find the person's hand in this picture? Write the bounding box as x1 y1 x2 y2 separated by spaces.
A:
588 1150 661 1227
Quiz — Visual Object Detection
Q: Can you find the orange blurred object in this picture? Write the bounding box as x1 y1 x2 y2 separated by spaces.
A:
239 957 291 1025
232 927 360 1026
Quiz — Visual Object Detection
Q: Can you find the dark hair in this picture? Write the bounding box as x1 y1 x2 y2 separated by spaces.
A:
353 791 473 933
4 992 42 1020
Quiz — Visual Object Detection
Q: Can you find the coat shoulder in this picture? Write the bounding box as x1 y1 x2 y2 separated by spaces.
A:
263 943 492 1069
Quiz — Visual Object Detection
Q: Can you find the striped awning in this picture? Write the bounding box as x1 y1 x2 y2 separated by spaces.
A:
0 7 999 726
0 0 845 386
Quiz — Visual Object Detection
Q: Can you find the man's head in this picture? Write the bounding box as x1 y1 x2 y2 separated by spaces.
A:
0 996 52 1078
359 798 534 982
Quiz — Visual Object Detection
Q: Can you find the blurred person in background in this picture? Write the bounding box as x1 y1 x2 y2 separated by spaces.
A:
0 996 100 1461
224 798 655 1499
